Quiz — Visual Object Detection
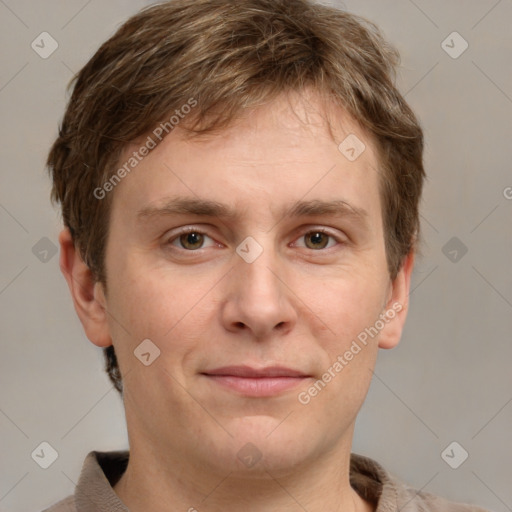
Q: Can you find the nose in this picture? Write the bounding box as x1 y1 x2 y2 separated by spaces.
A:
221 245 298 340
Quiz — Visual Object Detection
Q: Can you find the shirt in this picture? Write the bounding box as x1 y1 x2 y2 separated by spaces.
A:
41 451 490 512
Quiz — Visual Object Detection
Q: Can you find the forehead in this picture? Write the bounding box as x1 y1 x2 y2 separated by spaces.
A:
180 89 375 157
109 90 383 229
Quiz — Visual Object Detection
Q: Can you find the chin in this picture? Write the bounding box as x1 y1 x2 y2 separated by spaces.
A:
203 416 317 475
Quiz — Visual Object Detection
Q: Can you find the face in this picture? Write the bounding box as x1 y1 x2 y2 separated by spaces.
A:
79 90 412 476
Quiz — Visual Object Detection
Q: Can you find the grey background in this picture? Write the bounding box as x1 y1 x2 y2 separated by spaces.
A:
1 0 511 510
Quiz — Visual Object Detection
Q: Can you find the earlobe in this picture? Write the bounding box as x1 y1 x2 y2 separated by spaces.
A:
58 228 112 348
378 251 415 350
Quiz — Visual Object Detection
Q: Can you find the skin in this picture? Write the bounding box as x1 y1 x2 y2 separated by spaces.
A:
59 89 414 512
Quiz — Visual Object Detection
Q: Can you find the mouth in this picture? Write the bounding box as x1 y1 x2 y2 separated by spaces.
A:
201 365 312 397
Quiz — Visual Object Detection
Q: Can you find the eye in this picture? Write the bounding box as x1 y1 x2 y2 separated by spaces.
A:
167 228 216 251
294 229 341 250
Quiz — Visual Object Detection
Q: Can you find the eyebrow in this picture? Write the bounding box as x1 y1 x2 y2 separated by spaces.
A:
136 196 369 227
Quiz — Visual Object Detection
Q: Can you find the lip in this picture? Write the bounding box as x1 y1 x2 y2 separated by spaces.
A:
204 365 309 378
201 366 311 397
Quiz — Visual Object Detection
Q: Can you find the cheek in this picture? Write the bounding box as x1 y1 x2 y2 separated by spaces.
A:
305 269 388 345
299 277 383 412
300 271 387 404
105 260 216 364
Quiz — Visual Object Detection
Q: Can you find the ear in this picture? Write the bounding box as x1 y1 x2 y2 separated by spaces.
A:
378 250 415 349
58 228 112 348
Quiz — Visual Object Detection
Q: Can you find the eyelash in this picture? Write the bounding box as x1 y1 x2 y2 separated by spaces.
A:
165 226 345 252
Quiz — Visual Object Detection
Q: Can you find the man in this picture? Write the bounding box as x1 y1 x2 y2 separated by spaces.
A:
44 0 489 510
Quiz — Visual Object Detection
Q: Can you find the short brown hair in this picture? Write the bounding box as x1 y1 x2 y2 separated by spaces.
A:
47 0 425 395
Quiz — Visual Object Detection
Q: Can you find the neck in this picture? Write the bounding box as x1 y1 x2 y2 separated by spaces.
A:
113 439 375 512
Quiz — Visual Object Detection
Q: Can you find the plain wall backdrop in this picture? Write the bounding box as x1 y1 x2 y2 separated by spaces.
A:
0 0 511 510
